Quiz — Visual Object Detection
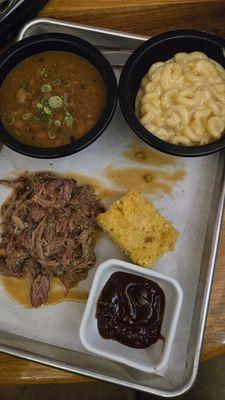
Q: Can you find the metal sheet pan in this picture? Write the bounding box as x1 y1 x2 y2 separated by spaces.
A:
0 17 224 397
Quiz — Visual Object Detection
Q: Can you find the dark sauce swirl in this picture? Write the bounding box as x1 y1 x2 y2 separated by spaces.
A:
96 271 165 349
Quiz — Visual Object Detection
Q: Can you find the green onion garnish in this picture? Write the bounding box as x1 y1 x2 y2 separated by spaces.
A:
36 103 43 110
47 118 53 128
23 112 32 120
48 96 63 109
38 67 49 79
22 82 29 89
48 131 56 139
63 93 68 106
43 106 52 115
41 97 49 107
53 79 61 86
41 84 52 93
55 120 62 127
64 111 73 129
63 80 71 87
31 117 40 125
2 116 15 126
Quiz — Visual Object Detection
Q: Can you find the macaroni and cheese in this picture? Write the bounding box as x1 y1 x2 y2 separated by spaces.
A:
136 52 225 146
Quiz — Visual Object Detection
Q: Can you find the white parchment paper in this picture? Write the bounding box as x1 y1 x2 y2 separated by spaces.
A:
0 106 219 384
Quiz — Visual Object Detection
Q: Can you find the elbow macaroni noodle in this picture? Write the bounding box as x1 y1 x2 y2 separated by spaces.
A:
136 52 225 146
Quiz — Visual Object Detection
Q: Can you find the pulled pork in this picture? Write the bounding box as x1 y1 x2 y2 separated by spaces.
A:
0 172 104 307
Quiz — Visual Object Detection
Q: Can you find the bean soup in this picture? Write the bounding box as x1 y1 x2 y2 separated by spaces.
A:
0 52 106 147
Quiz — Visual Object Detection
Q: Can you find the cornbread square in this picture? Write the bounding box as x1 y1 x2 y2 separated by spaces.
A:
97 190 179 267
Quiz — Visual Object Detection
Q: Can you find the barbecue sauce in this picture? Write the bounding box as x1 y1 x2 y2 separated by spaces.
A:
96 271 165 349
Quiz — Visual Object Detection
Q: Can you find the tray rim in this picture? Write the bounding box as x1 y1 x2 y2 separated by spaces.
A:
0 16 224 397
17 17 148 43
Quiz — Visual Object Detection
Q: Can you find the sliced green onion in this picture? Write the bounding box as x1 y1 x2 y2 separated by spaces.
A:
63 80 71 87
48 131 56 139
64 111 73 129
48 96 63 109
39 113 49 124
41 97 49 107
36 102 43 110
63 93 68 106
2 116 15 126
43 106 52 115
31 117 40 125
53 79 61 86
41 84 52 93
47 118 53 128
22 82 29 89
38 67 49 79
55 120 61 127
23 112 32 120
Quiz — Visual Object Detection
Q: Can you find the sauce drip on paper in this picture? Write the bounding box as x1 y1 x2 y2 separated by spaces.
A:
103 141 185 195
122 141 177 166
64 172 121 201
0 274 88 308
104 166 185 195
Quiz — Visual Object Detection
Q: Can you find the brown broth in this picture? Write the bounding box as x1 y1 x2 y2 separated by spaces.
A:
104 166 186 195
0 274 89 308
0 52 106 148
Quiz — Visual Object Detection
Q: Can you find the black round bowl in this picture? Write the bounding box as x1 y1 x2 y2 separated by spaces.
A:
119 30 225 157
0 33 117 158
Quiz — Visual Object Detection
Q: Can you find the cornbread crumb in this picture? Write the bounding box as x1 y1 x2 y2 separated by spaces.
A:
97 190 179 267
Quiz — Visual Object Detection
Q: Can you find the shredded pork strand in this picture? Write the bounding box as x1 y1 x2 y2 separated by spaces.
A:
0 172 104 307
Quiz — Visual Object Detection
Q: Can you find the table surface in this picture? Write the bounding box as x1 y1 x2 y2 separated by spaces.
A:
0 0 225 385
